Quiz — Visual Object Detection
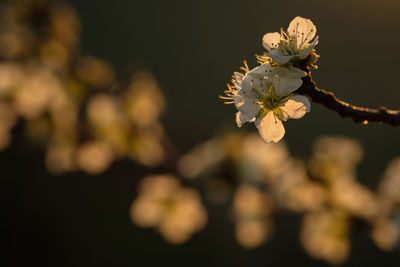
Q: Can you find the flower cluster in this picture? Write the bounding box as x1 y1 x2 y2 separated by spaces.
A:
0 0 167 174
130 174 208 244
176 133 400 264
221 16 319 143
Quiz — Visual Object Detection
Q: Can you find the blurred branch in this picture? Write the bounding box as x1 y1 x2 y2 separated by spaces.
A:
296 72 400 126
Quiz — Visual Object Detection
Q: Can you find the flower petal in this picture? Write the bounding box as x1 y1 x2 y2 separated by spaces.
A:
271 74 303 95
236 111 252 127
271 66 306 79
262 32 281 51
280 94 310 120
236 111 244 127
285 66 307 78
239 74 268 98
233 71 245 90
234 93 259 120
287 17 317 50
298 35 319 59
255 111 285 143
247 64 274 77
268 49 293 64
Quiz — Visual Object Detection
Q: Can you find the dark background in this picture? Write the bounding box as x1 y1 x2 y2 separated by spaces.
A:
4 0 400 266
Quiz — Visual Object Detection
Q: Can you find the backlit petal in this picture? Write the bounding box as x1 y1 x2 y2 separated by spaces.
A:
287 17 316 50
234 94 259 120
272 74 303 95
268 49 293 64
280 95 310 120
255 111 285 143
298 35 319 59
262 32 281 51
285 66 307 78
247 64 275 77
240 74 267 98
236 111 249 127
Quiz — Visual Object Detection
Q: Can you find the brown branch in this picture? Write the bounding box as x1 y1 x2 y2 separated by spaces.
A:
295 73 400 126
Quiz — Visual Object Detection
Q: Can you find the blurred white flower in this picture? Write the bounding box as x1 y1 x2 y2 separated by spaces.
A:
263 16 319 65
233 185 273 248
130 174 207 244
301 210 350 265
225 63 310 143
76 140 114 174
379 157 400 204
371 218 399 252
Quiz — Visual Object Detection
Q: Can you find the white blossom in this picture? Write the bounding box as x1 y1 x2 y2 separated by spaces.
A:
222 63 310 143
262 16 319 65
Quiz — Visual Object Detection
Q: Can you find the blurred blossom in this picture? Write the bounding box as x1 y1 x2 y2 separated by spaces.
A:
86 90 166 167
14 66 62 119
178 133 291 183
76 140 114 175
130 174 207 244
48 3 80 48
123 72 165 127
0 0 80 62
87 94 123 127
331 177 379 220
49 93 78 142
371 218 399 251
40 38 70 71
86 93 131 155
301 210 350 265
233 185 273 248
0 0 190 248
240 134 291 183
379 157 400 204
0 31 24 59
309 136 363 180
177 138 225 179
131 128 165 167
312 136 363 167
275 160 326 212
177 133 296 205
0 62 23 95
235 220 271 249
74 57 114 88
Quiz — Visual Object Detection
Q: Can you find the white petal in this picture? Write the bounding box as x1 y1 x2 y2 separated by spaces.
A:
268 49 293 64
233 72 244 90
280 95 310 120
287 17 317 50
285 66 307 78
298 35 319 59
271 74 303 95
262 32 281 51
247 64 274 77
271 66 306 79
255 111 285 143
239 74 268 98
236 111 248 127
234 94 259 120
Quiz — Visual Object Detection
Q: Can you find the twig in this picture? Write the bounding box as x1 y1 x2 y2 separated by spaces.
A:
295 73 400 126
